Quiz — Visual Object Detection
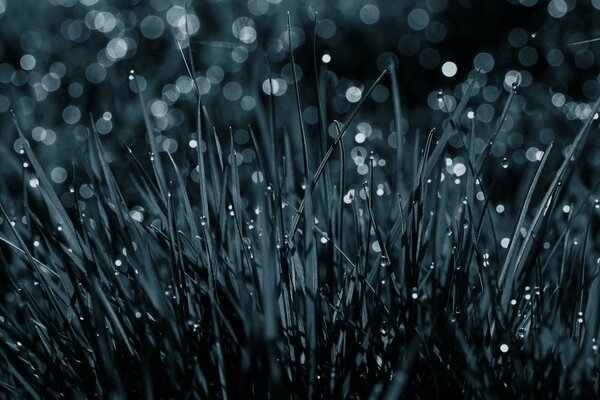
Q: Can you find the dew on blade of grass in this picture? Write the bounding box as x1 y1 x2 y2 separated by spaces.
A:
501 157 509 168
379 255 389 268
500 344 509 353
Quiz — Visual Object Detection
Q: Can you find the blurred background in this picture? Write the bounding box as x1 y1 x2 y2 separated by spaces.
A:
1 0 600 211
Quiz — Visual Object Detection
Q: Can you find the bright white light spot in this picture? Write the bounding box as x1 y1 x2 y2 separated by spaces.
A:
345 86 362 103
500 344 509 353
453 162 466 177
441 61 457 77
500 238 510 248
322 53 331 63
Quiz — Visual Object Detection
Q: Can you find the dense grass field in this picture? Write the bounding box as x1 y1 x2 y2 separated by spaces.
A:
2 0 600 398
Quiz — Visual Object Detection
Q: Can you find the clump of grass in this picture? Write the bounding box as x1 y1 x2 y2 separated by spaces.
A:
2 18 600 400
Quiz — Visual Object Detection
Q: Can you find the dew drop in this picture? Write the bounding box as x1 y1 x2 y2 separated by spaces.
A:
379 256 389 268
501 157 509 169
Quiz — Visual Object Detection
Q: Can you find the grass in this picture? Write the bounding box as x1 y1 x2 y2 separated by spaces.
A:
2 15 600 400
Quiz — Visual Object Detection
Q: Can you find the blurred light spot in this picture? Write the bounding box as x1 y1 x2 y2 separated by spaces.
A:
316 19 336 39
407 9 430 31
546 48 564 67
508 28 528 47
261 78 287 96
42 73 61 92
371 84 389 102
231 46 249 63
206 65 224 84
20 54 36 70
248 0 269 15
63 105 81 124
500 238 510 248
93 11 117 33
32 126 46 141
20 31 42 53
473 52 494 73
441 61 457 77
359 4 380 24
518 46 538 67
239 26 257 44
150 99 168 118
241 96 256 111
85 62 106 84
140 15 165 39
195 76 211 95
232 17 256 43
453 163 466 177
503 70 521 91
548 0 568 18
69 82 84 97
321 53 331 63
106 37 128 60
281 63 302 84
51 167 67 183
303 106 318 124
345 86 362 103
43 129 57 145
500 344 509 353
251 171 264 183
176 75 194 93
223 81 243 101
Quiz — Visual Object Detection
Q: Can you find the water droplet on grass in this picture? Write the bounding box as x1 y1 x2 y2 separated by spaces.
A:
380 321 390 336
379 256 389 268
501 158 509 168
